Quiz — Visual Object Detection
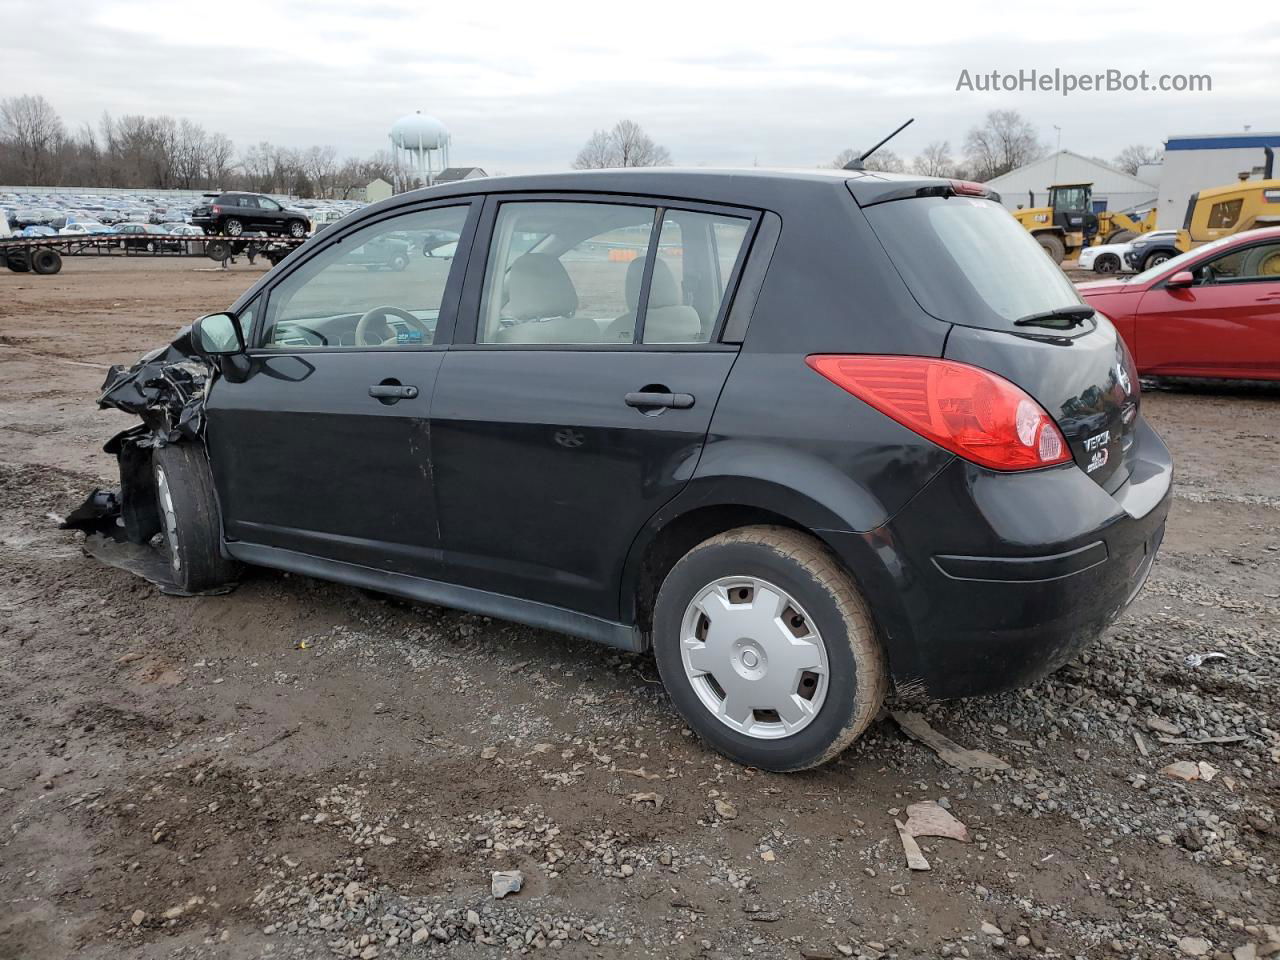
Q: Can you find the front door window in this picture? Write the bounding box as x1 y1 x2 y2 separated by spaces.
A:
261 205 470 348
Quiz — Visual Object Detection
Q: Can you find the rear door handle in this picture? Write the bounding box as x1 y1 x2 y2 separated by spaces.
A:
369 384 418 399
625 391 694 410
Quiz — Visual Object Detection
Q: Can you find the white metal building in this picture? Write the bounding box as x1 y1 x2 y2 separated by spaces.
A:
984 150 1157 215
1150 132 1280 228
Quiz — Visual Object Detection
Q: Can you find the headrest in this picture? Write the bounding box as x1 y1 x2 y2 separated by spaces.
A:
625 257 681 310
507 253 578 321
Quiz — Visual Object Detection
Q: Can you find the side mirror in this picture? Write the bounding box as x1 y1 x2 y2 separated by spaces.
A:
191 312 245 356
1166 271 1195 289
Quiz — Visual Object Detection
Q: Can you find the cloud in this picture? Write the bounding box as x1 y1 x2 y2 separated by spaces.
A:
0 0 1272 173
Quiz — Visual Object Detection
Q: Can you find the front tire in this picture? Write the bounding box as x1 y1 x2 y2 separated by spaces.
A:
152 444 240 593
288 220 307 238
652 526 887 772
1143 250 1171 271
1036 233 1066 263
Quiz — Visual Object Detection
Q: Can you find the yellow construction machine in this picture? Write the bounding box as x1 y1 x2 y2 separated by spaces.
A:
1012 182 1157 263
1175 148 1280 251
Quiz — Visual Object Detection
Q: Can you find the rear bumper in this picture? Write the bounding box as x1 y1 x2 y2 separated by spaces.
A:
823 417 1172 699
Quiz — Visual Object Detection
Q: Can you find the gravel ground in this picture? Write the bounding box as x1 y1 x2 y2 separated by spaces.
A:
1 258 1277 960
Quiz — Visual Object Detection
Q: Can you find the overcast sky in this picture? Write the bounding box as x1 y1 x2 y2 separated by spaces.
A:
2 0 1275 174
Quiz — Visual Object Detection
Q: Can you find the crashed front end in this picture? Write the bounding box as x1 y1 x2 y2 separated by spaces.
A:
60 327 223 594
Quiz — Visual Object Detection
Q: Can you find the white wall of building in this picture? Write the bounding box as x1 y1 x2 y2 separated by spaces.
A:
1153 133 1280 229
984 150 1157 214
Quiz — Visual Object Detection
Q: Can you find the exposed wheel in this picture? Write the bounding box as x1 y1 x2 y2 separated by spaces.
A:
205 239 231 261
288 219 307 238
1036 233 1066 263
1093 253 1120 274
223 218 244 237
145 240 156 253
30 248 61 274
1105 229 1136 245
390 253 408 272
6 251 30 272
152 444 240 593
652 525 887 772
1143 250 1172 271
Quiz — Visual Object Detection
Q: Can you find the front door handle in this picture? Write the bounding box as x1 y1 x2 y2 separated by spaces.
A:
1258 292 1280 301
625 391 695 410
369 383 418 400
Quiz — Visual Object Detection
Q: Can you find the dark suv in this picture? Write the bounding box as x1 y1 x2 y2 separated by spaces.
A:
191 192 310 238
83 169 1171 771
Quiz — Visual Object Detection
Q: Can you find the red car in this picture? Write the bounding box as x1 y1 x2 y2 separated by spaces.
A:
1078 227 1280 381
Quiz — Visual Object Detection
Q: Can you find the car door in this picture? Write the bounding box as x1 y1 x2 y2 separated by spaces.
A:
257 196 286 232
204 199 478 578
429 195 757 620
1136 240 1280 378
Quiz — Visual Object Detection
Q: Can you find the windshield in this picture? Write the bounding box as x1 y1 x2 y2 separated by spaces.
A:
863 194 1084 330
1129 234 1240 284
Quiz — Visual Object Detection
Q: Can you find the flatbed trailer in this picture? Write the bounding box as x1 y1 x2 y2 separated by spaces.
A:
0 234 308 275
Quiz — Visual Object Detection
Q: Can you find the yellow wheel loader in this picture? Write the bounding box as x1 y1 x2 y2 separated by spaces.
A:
1013 182 1157 263
1175 147 1280 252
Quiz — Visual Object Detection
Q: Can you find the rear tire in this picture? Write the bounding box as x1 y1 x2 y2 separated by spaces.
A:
6 251 30 272
652 525 887 772
1036 233 1066 263
1093 253 1120 274
152 444 240 593
223 218 244 237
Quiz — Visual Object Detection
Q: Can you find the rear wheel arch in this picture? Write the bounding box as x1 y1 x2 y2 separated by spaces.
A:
621 481 886 634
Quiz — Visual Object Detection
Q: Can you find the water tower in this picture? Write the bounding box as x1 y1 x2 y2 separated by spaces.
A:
390 111 451 189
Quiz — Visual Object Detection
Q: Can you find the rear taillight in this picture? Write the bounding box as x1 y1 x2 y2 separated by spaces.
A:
806 355 1071 471
211 205 221 214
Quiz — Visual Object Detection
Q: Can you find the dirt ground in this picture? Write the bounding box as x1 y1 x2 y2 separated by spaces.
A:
1 258 1277 960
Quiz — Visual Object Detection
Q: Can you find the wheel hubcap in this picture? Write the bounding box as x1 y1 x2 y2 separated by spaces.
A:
679 576 829 740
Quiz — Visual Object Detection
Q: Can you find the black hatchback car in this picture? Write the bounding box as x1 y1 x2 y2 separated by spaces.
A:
84 169 1171 771
191 192 310 239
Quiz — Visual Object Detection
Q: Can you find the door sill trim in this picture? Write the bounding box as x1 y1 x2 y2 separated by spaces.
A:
224 541 645 653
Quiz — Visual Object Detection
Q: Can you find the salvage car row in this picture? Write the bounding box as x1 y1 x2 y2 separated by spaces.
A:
1 188 364 234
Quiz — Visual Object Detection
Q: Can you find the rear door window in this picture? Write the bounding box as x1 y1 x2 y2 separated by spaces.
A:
862 194 1085 330
476 201 753 346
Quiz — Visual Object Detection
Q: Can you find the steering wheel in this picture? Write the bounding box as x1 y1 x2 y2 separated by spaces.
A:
354 305 430 346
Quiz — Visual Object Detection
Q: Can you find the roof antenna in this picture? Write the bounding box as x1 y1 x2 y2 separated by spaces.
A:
843 118 915 171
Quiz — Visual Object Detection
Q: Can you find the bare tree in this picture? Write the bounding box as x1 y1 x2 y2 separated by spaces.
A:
240 142 275 191
963 110 1044 181
204 133 234 188
830 147 905 173
173 119 208 189
912 140 955 177
1113 144 1163 177
303 145 339 198
573 120 671 169
0 94 65 183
